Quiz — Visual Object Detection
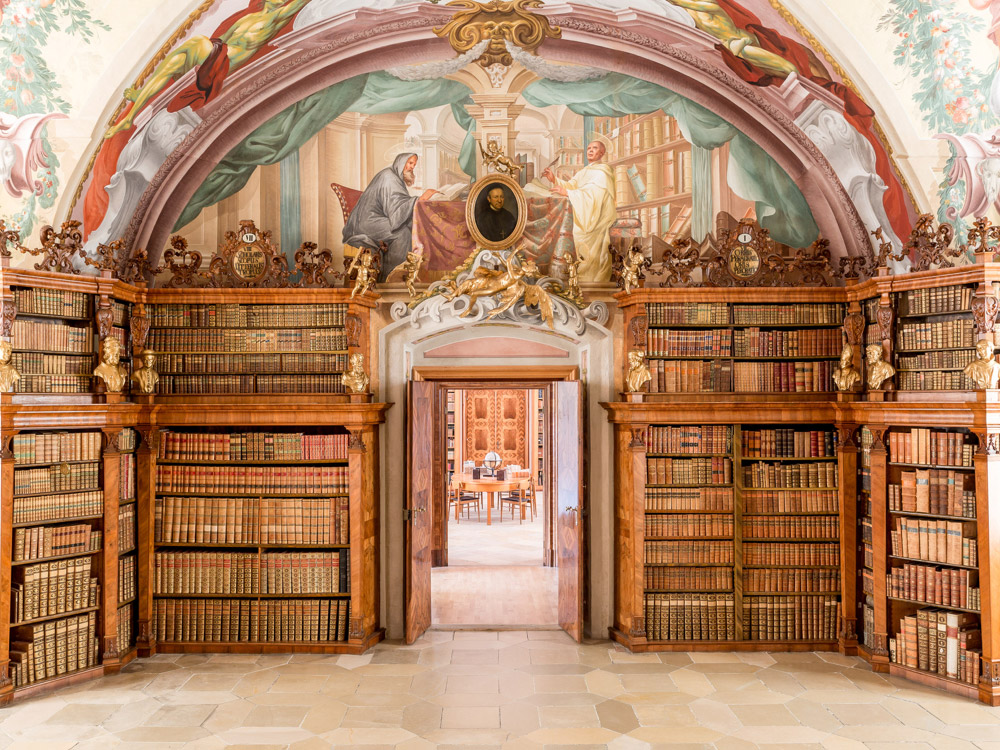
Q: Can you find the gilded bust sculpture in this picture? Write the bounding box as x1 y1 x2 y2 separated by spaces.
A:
131 348 160 394
0 340 21 393
626 350 652 393
865 343 895 391
963 339 1000 389
94 337 128 393
341 352 369 394
832 343 860 392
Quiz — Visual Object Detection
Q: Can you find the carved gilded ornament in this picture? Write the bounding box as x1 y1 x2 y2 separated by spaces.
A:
434 0 561 68
402 249 425 298
131 349 160 395
441 248 555 328
832 343 860 392
349 249 378 299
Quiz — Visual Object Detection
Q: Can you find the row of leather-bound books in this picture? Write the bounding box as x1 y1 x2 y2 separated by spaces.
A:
645 302 728 326
645 514 732 537
646 457 732 485
13 491 104 525
119 555 136 602
11 352 92 374
11 320 92 353
158 430 350 462
742 595 840 641
13 463 99 496
154 598 350 643
155 352 348 374
646 359 731 393
742 428 837 458
889 518 978 567
644 302 842 328
156 373 347 395
890 469 976 518
154 495 349 545
890 608 980 684
155 464 349 495
742 515 839 539
896 319 974 351
14 374 93 393
120 453 136 501
644 593 736 641
887 563 979 610
889 429 974 467
646 329 841 358
10 611 99 688
732 361 834 393
643 567 732 591
742 489 839 514
644 540 733 565
901 285 973 315
154 551 350 595
742 542 839 566
14 523 101 562
119 504 136 554
12 431 102 464
898 371 978 391
11 557 100 624
12 287 90 318
117 603 134 655
644 487 733 512
148 302 347 328
742 461 837 489
743 568 839 593
644 425 730 455
897 349 976 370
147 328 348 353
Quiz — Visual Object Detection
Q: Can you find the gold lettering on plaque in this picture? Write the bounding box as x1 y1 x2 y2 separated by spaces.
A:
728 244 760 279
232 244 267 281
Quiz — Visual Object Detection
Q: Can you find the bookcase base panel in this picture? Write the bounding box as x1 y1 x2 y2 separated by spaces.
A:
153 635 382 655
3 665 104 706
888 663 980 702
610 629 838 653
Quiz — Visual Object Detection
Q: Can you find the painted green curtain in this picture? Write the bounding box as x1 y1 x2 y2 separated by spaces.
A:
522 73 819 248
174 72 478 230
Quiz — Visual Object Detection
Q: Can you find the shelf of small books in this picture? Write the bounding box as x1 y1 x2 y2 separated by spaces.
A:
858 427 875 655
150 428 358 651
642 301 844 396
884 427 983 693
9 287 96 394
117 429 138 657
893 284 978 392
6 430 105 693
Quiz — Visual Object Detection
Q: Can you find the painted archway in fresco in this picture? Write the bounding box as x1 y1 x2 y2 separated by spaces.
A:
67 0 920 272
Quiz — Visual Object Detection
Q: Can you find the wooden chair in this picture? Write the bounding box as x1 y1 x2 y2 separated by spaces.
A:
449 477 480 523
499 478 534 523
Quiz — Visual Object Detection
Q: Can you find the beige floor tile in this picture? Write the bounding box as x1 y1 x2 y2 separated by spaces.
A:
537 705 599 728
440 706 501 729
730 704 800 726
595 699 640 734
827 703 902 726
448 674 500 693
632 703 699 726
500 703 540 735
451 649 501 665
627 726 723 743
357 675 415 694
533 675 587 693
342 705 406 728
44 704 119 726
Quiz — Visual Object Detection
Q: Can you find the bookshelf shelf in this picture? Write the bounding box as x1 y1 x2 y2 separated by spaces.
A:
888 463 974 471
888 597 979 614
742 487 838 492
742 456 837 462
154 592 351 599
11 665 104 697
12 550 100 566
13 487 102 499
154 542 352 549
743 565 840 570
11 606 100 629
889 555 978 571
13 459 103 469
889 509 976 522
153 492 350 499
12 514 104 529
13 349 94 356
896 347 975 354
745 591 841 596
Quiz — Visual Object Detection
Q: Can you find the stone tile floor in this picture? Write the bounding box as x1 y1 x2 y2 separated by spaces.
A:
4 630 1000 749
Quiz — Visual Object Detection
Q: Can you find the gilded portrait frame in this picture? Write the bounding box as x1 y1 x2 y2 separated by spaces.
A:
466 173 527 251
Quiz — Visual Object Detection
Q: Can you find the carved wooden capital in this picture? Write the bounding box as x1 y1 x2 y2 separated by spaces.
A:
870 427 888 454
837 425 859 449
629 314 648 348
344 314 362 349
138 427 159 453
1 297 16 338
876 304 894 342
972 293 999 335
0 432 15 461
130 306 150 351
103 429 121 456
96 304 114 340
628 426 645 449
348 431 366 452
137 619 155 645
843 312 865 347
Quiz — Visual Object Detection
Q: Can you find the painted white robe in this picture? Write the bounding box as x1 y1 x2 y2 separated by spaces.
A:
556 162 617 282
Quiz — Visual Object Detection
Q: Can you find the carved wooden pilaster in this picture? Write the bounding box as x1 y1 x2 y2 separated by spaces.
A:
130 303 150 354
348 431 366 452
628 314 648 348
96 304 113 341
973 289 999 349
628 426 646 449
344 314 362 349
876 299 894 344
843 312 865 347
0 297 16 339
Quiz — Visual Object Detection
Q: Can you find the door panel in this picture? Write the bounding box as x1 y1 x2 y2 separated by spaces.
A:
553 380 584 641
406 380 434 644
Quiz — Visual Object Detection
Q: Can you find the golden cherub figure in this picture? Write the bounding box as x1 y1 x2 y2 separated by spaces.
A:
626 350 652 393
341 352 370 394
94 337 128 393
403 249 424 298
442 249 555 329
131 348 160 395
865 343 895 391
620 245 646 295
563 253 583 301
832 343 860 392
348 249 376 299
964 339 1000 389
479 140 522 177
0 340 21 394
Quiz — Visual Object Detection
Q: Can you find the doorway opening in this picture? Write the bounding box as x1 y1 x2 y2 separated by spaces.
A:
406 369 585 644
433 387 556 628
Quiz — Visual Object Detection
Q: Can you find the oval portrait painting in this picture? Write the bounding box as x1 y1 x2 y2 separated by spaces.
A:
466 173 526 251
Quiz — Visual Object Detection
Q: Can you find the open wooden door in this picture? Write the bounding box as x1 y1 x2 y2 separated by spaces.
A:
405 380 434 644
552 380 584 641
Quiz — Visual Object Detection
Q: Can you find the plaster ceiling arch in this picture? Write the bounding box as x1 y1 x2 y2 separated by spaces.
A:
68 1 902 266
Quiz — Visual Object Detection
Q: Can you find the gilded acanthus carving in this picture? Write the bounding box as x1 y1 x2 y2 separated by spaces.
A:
441 249 555 329
843 312 865 347
613 242 650 294
972 293 999 335
629 315 648 348
24 221 86 274
434 0 561 69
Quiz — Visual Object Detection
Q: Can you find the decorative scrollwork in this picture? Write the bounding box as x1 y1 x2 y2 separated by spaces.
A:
0 220 26 260
96 304 114 340
871 227 903 268
843 312 865 347
120 247 162 284
657 237 701 287
207 221 290 288
905 214 962 271
23 221 86 274
629 315 648 348
293 242 341 288
434 0 561 69
130 304 151 352
972 293 1000 335
961 217 1000 258
838 254 872 281
161 235 204 288
84 239 125 273
876 303 894 342
1 298 16 338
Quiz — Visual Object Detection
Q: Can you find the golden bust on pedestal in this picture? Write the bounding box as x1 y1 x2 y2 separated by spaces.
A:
0 340 21 393
341 352 369 394
626 350 651 393
963 339 1000 389
865 343 895 391
832 343 860 392
94 337 128 393
131 349 160 394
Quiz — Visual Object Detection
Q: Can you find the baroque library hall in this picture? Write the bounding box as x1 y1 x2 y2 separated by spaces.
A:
4 0 1000 745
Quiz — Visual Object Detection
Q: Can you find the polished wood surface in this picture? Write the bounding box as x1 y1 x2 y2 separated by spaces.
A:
454 473 530 526
406 380 434 645
554 380 584 642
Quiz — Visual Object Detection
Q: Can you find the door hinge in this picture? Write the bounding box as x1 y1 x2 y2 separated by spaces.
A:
403 508 412 522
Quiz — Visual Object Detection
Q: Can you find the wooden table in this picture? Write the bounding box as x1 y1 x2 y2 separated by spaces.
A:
456 473 531 526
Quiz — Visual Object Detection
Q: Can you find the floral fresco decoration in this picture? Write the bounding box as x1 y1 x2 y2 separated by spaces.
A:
1 0 109 237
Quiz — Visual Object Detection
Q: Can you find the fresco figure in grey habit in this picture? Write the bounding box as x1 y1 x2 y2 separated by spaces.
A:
343 152 427 281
